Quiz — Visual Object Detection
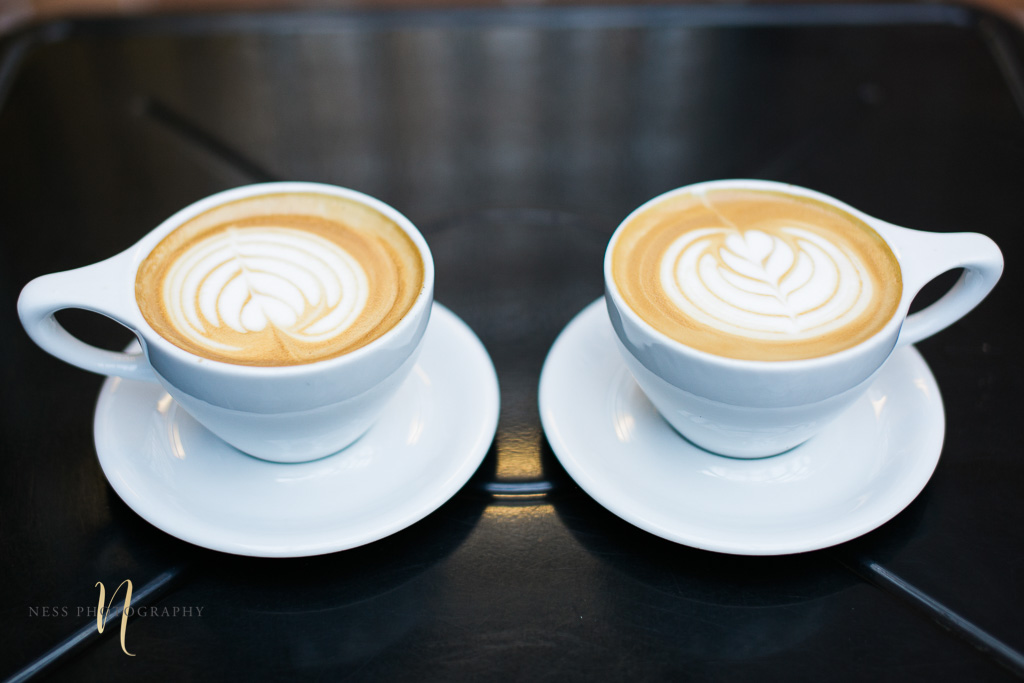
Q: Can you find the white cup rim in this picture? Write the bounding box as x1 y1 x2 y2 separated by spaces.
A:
603 178 908 371
128 181 435 379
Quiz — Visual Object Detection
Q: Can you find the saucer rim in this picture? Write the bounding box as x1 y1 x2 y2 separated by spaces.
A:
93 302 499 558
539 298 945 556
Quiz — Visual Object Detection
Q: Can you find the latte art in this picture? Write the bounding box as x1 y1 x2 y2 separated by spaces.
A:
137 193 424 366
164 227 370 353
611 189 902 361
661 226 873 340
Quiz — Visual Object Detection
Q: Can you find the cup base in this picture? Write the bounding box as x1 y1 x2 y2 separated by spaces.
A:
612 334 874 459
664 425 810 460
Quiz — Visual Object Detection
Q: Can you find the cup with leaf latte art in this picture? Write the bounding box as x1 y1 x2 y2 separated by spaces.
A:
18 183 434 462
605 179 1003 457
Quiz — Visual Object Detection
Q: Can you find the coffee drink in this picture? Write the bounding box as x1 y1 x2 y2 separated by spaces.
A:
610 188 902 361
136 192 424 366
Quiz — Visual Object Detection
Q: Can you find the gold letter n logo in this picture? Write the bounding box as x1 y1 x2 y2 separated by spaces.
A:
95 580 135 656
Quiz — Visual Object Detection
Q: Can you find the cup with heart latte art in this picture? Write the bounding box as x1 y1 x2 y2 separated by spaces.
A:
19 183 433 462
606 179 1003 458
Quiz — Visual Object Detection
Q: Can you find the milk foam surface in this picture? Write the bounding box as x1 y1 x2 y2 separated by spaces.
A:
611 189 902 361
660 225 873 340
137 193 423 366
164 226 370 352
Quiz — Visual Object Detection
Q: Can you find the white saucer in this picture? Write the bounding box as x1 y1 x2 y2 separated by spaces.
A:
539 299 945 556
94 303 499 558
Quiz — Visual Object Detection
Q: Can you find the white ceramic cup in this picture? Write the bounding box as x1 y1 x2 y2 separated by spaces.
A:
605 179 1003 458
18 182 435 463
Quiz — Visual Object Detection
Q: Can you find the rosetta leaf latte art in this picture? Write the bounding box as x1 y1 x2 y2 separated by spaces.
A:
660 226 874 340
163 227 369 353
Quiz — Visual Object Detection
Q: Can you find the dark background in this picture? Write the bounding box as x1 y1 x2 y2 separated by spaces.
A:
1 5 1023 680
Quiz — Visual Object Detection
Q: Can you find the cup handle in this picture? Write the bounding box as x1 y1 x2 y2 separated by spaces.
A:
17 251 157 382
880 223 1004 348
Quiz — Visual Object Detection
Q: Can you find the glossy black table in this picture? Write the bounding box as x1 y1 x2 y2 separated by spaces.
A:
2 5 1023 680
